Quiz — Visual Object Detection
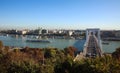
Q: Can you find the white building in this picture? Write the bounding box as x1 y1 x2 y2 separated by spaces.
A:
67 31 73 36
21 30 27 35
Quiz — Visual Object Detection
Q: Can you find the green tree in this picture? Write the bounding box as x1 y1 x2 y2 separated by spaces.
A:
7 61 40 73
44 48 56 58
54 56 73 73
112 47 120 60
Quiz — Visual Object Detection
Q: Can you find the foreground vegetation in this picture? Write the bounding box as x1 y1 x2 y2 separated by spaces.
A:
0 41 120 73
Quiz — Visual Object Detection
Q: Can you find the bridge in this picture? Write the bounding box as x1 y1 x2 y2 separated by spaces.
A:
74 29 103 61
83 29 103 57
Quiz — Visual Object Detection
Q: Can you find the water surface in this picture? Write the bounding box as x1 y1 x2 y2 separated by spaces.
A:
0 35 120 53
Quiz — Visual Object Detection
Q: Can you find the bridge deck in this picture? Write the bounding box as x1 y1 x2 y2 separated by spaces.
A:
85 34 102 57
74 29 103 61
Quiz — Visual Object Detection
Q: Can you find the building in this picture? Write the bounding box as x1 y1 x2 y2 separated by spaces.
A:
41 29 48 34
34 28 42 35
57 30 63 34
21 30 28 35
68 31 73 36
8 30 18 34
74 30 85 35
115 31 120 38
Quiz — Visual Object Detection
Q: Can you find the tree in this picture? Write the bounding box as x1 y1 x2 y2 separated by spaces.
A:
112 47 120 60
54 56 73 73
0 41 3 49
7 61 40 73
64 46 77 57
44 48 56 58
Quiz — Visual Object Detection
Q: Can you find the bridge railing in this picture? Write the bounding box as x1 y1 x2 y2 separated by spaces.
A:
83 34 90 56
93 35 103 56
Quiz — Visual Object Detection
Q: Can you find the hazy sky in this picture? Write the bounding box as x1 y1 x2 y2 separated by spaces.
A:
0 0 120 30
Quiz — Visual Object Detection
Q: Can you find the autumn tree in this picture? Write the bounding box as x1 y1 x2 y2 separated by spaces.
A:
64 46 77 57
0 41 3 49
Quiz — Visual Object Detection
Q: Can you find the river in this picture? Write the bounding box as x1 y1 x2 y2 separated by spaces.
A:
0 35 120 53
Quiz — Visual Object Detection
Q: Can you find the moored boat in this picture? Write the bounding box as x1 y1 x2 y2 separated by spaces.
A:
26 39 51 43
102 42 109 45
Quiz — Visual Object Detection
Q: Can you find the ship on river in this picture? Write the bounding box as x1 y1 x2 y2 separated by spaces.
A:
26 36 51 43
26 39 51 43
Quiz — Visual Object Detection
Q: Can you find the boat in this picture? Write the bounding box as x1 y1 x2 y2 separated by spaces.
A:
102 38 120 41
102 42 109 45
75 37 83 40
26 39 51 43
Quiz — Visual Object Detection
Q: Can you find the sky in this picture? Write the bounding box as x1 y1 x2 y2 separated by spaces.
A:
0 0 120 30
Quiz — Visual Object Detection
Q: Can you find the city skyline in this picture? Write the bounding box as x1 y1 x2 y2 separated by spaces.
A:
0 0 120 30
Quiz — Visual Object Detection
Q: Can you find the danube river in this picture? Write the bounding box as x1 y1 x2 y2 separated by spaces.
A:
0 35 120 53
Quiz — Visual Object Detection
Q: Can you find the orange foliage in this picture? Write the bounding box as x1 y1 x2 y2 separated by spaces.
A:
64 46 77 57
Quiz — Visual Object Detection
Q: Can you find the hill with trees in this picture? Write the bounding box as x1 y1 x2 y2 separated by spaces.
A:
0 40 120 73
